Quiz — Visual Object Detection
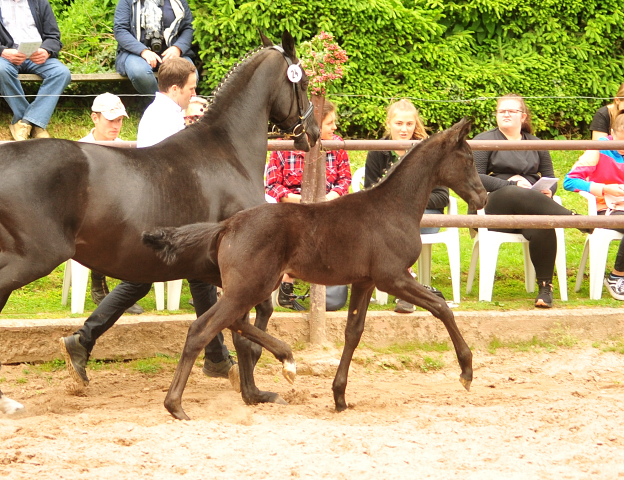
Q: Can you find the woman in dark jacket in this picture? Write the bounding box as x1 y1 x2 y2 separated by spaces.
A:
474 93 576 308
365 99 449 313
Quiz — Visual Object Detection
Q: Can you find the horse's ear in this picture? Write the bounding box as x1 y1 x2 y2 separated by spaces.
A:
281 30 296 60
452 117 472 142
260 31 274 47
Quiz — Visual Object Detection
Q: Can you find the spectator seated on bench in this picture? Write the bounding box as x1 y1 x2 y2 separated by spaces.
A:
0 0 71 141
114 0 197 95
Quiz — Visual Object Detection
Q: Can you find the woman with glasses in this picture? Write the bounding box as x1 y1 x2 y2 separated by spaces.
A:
590 83 624 140
472 93 576 308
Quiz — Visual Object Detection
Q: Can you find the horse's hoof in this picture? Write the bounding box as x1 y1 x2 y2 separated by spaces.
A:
282 359 296 385
164 400 190 421
335 401 348 413
460 376 471 392
228 364 241 393
274 395 288 405
0 396 25 415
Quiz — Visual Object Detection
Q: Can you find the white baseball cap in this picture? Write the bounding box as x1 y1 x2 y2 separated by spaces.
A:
91 93 128 120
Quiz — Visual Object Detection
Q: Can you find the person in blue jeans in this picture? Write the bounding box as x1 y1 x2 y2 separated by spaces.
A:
114 0 196 95
0 0 71 141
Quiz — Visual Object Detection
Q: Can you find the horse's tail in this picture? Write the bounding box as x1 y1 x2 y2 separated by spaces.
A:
142 222 225 266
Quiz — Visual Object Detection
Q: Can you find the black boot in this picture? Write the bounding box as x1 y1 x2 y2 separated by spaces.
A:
90 271 109 305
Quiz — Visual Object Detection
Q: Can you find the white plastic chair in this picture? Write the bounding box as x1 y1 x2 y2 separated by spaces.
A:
466 196 568 302
419 196 461 304
351 167 461 304
351 166 366 193
574 190 624 299
61 261 181 313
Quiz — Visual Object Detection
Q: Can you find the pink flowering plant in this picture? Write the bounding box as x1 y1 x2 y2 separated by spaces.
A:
298 31 348 96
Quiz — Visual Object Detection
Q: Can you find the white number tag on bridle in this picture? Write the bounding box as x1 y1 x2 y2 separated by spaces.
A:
287 64 303 83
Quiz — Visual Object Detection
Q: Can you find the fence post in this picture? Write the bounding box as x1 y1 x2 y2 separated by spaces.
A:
301 94 327 345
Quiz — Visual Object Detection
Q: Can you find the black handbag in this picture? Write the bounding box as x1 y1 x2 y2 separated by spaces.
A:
326 285 348 311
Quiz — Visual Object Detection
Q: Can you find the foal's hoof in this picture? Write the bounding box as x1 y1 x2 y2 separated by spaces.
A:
459 376 472 392
282 359 297 385
228 364 241 393
0 396 25 415
164 399 190 421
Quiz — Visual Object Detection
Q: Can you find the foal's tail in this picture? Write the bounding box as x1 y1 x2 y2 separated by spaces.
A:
142 222 225 266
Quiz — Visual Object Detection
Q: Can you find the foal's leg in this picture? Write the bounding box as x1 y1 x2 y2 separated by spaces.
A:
332 280 376 412
230 300 290 405
165 298 251 420
229 299 296 388
386 273 473 391
0 363 24 415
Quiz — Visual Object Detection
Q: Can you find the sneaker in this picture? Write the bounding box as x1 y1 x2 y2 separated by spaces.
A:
277 282 306 311
59 334 90 386
535 281 553 308
423 285 446 300
278 282 295 308
604 274 624 301
31 126 50 139
394 298 415 313
9 120 31 141
202 356 236 379
124 303 144 315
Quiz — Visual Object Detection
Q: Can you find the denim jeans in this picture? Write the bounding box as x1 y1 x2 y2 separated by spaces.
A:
420 209 443 235
124 54 197 95
76 280 229 362
0 57 71 129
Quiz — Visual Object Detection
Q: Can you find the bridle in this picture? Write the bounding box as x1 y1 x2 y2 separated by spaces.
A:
268 45 314 139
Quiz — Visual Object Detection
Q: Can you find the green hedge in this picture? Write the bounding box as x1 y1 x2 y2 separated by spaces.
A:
52 0 624 138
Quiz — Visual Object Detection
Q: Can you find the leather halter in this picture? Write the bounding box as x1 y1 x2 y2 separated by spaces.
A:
269 45 314 139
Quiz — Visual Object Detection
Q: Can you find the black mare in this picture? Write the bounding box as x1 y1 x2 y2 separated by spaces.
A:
0 31 319 408
143 118 489 420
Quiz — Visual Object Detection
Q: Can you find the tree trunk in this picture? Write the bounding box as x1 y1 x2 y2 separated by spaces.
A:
301 94 326 345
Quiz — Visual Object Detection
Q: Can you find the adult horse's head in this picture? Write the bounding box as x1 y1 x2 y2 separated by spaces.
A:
432 118 487 211
261 31 320 152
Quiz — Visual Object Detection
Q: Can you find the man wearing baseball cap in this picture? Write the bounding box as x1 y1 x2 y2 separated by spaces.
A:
80 93 129 143
79 93 142 314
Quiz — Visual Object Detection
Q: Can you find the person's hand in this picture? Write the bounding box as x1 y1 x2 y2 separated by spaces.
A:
603 184 624 197
541 189 553 198
1 48 27 66
161 46 181 62
281 193 301 203
508 175 532 189
326 191 340 201
29 48 49 64
141 49 162 69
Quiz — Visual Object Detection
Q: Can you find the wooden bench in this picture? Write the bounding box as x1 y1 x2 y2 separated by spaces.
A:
17 73 131 82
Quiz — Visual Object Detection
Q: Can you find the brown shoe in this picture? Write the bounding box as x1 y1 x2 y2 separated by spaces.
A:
9 120 32 141
31 126 51 139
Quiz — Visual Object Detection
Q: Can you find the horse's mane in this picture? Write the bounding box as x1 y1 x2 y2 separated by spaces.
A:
368 134 434 190
188 45 267 128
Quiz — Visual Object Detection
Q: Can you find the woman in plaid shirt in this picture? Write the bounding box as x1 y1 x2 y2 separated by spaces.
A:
265 100 351 307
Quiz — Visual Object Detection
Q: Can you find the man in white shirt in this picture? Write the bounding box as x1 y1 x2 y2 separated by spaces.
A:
78 93 143 315
61 59 236 388
80 93 128 143
137 57 196 147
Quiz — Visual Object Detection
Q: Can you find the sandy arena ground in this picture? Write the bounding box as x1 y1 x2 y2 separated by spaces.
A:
1 343 624 479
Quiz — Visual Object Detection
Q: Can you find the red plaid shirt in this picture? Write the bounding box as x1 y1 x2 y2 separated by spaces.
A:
265 134 352 201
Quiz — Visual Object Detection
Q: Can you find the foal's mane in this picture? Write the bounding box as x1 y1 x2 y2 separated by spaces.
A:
369 133 435 190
